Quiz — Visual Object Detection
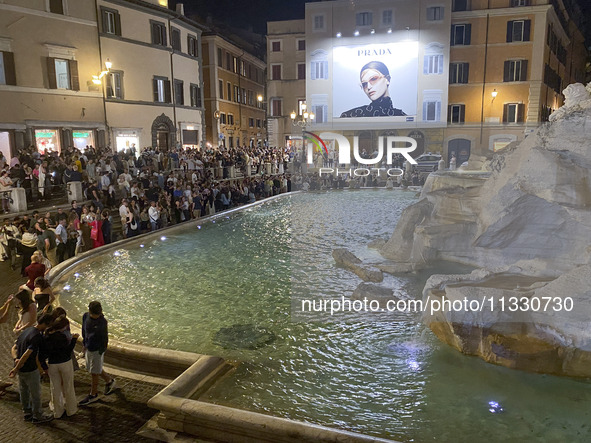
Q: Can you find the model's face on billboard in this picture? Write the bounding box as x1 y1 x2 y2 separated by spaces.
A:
360 69 389 101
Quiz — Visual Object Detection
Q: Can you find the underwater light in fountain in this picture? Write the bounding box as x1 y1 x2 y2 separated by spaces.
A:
488 401 504 413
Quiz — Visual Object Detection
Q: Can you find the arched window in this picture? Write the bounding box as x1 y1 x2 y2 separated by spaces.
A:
424 43 444 75
310 50 328 80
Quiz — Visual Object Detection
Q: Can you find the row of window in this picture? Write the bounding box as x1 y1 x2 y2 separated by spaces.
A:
151 77 201 107
547 26 567 65
447 103 525 123
0 49 201 107
0 53 80 90
544 64 562 94
271 39 306 52
311 7 444 32
216 48 264 83
451 20 530 46
452 0 530 12
270 64 306 81
267 97 525 124
216 80 263 108
449 59 528 84
100 7 199 57
217 113 263 128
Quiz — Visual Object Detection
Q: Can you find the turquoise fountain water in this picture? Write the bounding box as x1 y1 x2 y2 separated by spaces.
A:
57 191 591 442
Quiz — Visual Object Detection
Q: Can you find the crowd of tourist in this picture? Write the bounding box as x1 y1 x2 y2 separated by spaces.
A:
0 139 432 425
0 142 297 266
1 281 115 423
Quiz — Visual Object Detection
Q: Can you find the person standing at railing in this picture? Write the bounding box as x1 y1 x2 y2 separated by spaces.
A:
0 170 13 214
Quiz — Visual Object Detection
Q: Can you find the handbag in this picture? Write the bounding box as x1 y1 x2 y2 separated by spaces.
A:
90 224 99 240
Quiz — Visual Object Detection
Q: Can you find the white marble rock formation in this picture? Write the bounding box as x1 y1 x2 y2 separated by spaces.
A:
379 83 591 376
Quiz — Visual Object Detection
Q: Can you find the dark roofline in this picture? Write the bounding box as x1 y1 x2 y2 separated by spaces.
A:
113 0 210 32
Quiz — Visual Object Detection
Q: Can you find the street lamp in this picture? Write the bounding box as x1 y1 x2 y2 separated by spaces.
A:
290 102 315 127
257 94 267 147
92 58 112 85
290 102 315 156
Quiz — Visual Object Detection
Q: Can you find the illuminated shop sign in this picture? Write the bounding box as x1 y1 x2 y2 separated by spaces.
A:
36 131 56 138
73 131 90 138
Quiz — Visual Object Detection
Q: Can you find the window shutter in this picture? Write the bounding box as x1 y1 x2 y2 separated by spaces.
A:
106 75 114 97
101 9 109 33
449 64 455 83
523 20 531 41
3 52 16 86
447 105 452 123
68 60 79 91
450 26 455 45
463 63 469 83
460 104 466 123
503 61 511 82
164 80 171 103
517 103 524 122
436 102 441 121
115 73 122 98
151 23 157 44
310 63 316 80
520 59 528 81
506 21 513 42
153 78 159 101
423 57 429 74
115 12 121 36
162 27 167 47
465 24 471 45
502 104 509 123
438 55 443 74
47 57 57 89
322 61 328 79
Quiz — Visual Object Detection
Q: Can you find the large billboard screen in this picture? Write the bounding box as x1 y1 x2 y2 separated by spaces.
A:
332 42 418 122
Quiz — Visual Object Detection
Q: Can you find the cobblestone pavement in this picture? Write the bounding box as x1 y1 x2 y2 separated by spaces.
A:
0 258 164 442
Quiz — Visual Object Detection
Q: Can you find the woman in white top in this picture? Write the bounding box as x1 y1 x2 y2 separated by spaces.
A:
0 170 13 213
38 162 47 200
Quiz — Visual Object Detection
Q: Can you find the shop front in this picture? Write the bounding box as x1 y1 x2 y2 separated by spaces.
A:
181 124 199 150
114 129 140 156
285 135 303 151
72 130 95 152
34 129 61 154
0 132 10 163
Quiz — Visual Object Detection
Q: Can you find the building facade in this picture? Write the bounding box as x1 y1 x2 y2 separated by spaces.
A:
268 0 587 163
96 0 206 153
445 0 587 164
201 33 266 149
266 19 307 149
0 0 105 159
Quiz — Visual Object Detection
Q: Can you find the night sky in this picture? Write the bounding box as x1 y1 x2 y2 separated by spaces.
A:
170 0 310 34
